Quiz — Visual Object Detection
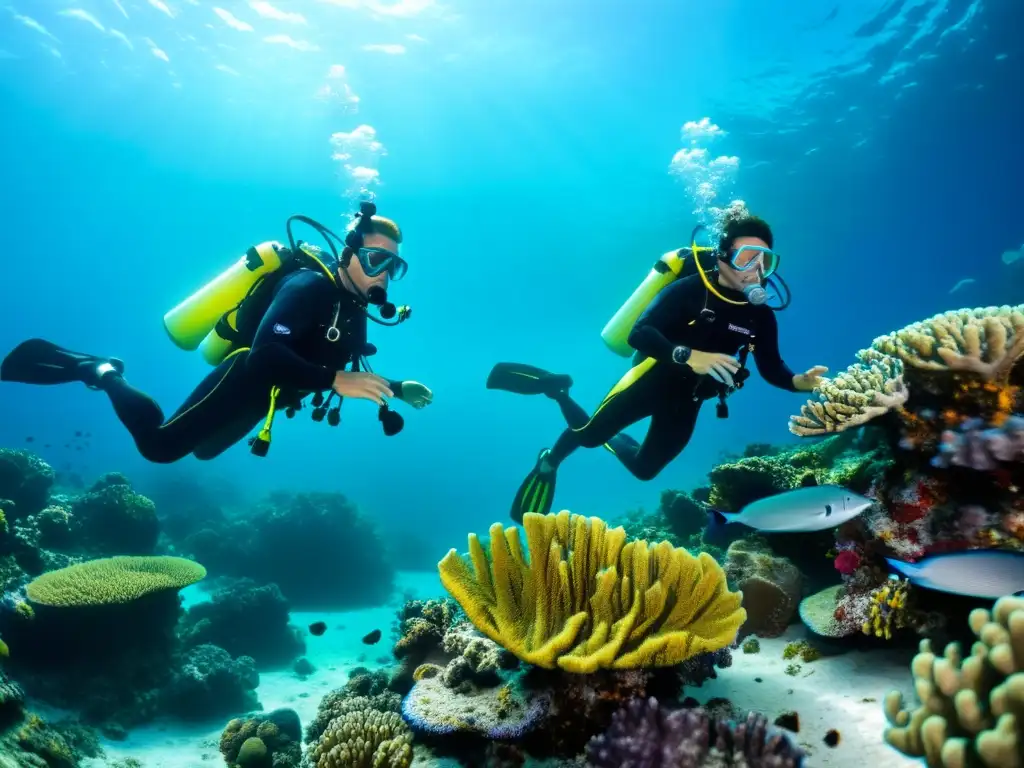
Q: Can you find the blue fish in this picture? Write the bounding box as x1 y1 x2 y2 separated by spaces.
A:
886 550 1024 599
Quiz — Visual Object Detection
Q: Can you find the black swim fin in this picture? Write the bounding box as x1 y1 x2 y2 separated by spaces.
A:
487 362 573 397
510 449 557 523
1 339 124 388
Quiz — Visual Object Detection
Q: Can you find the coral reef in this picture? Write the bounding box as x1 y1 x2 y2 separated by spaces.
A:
932 414 1024 470
305 689 402 744
220 708 302 768
161 644 260 721
723 539 803 639
179 578 305 669
2 556 205 730
306 709 413 767
69 478 159 555
177 491 394 609
585 697 806 767
390 598 462 693
883 595 1024 766
0 449 55 519
438 511 745 673
869 305 1024 380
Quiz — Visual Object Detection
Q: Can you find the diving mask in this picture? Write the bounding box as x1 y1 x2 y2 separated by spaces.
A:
726 245 778 278
357 246 407 280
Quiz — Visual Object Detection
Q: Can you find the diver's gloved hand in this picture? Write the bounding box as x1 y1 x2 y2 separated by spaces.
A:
792 365 828 392
398 381 433 410
685 350 740 387
332 371 394 405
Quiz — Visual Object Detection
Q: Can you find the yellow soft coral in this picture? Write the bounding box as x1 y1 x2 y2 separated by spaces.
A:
437 511 745 674
883 595 1024 766
868 305 1024 382
862 576 910 640
25 556 206 606
789 357 908 436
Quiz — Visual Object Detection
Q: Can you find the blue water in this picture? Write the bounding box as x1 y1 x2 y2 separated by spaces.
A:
0 0 1020 558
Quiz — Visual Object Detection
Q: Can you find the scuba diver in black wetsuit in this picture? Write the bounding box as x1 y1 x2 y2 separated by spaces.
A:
487 202 828 522
1 202 433 462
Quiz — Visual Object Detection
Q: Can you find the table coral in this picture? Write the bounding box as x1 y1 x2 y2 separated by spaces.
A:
438 511 745 673
883 595 1024 766
25 555 206 606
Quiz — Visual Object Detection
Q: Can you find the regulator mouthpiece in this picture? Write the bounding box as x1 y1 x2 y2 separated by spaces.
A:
743 283 768 306
366 285 397 319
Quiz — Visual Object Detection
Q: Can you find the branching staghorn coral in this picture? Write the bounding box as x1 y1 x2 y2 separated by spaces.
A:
883 595 1024 766
789 356 908 436
437 511 745 673
868 305 1024 382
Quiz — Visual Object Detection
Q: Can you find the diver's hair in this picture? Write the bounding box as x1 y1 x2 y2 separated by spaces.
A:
368 215 403 244
348 214 403 244
717 199 773 252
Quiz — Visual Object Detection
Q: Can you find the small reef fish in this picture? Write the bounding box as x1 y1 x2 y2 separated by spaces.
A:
362 629 382 645
308 621 327 636
885 550 1024 599
707 485 873 533
948 277 975 294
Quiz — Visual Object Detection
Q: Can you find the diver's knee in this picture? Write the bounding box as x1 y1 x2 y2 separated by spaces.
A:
137 444 183 464
630 464 662 482
576 431 607 449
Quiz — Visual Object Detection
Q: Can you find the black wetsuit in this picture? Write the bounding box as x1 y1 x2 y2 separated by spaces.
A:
100 270 401 463
547 271 799 480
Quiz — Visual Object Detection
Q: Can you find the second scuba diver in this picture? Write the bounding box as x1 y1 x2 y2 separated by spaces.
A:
1 202 433 462
488 202 828 522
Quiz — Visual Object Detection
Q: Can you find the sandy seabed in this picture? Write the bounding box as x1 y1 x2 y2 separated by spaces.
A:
68 571 922 768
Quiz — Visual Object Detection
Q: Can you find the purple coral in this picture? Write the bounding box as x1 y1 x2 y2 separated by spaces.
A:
932 415 1024 470
585 697 806 768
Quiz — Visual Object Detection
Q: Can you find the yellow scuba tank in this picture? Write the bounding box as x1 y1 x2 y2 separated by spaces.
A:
600 248 689 357
163 241 284 357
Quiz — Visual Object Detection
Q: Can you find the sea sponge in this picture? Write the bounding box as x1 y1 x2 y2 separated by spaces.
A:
724 539 803 639
401 673 547 739
789 357 908 436
868 305 1024 381
883 595 1024 766
307 709 412 768
24 555 206 606
438 511 745 673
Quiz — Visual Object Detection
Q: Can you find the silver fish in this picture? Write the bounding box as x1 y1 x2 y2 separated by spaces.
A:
886 550 1024 599
708 484 873 533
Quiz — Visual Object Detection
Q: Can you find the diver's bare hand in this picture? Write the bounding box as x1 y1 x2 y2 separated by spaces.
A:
686 350 740 387
332 371 393 405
